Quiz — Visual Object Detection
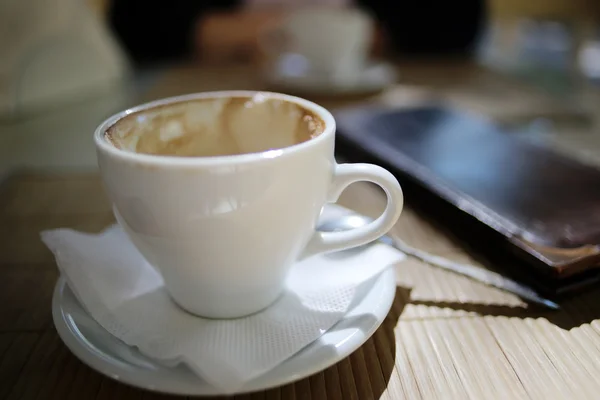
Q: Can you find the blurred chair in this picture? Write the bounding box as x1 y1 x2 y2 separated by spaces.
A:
0 0 129 119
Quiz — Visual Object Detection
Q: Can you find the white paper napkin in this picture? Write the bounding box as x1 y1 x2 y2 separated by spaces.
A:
41 206 404 393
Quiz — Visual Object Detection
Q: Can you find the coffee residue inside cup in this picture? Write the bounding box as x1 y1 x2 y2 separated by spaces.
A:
105 95 325 157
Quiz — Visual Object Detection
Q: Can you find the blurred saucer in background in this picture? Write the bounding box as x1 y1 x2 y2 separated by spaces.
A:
262 53 397 96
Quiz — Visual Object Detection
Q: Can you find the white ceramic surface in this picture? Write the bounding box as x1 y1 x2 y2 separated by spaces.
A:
264 61 398 96
262 8 373 81
94 91 403 319
52 264 396 396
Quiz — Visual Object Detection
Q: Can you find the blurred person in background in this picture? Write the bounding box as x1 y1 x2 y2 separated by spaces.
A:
108 0 486 66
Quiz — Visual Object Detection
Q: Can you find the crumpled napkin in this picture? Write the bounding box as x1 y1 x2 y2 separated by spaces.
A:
42 205 404 393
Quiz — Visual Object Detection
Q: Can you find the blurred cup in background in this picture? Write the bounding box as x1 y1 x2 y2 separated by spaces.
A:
260 7 373 85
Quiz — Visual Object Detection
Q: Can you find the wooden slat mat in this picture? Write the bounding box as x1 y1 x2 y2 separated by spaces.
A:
2 172 600 400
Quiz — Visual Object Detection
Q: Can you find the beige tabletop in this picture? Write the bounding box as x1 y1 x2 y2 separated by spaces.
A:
2 62 600 400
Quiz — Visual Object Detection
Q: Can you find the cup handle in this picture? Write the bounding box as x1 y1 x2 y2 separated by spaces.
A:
304 163 403 257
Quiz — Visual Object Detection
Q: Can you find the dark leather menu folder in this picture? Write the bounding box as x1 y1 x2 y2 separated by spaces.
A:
334 105 600 295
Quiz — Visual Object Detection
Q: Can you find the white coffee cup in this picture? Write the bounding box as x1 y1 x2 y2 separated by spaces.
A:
94 91 403 319
262 8 373 83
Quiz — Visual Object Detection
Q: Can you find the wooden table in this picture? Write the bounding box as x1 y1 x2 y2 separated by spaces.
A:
2 63 600 399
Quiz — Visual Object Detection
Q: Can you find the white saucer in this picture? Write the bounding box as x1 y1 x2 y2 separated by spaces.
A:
52 265 396 396
263 58 398 96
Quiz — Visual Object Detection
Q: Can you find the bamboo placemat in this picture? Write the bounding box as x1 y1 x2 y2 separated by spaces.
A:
2 172 600 400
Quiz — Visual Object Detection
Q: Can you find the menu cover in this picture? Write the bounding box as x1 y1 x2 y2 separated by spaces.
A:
334 104 600 295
